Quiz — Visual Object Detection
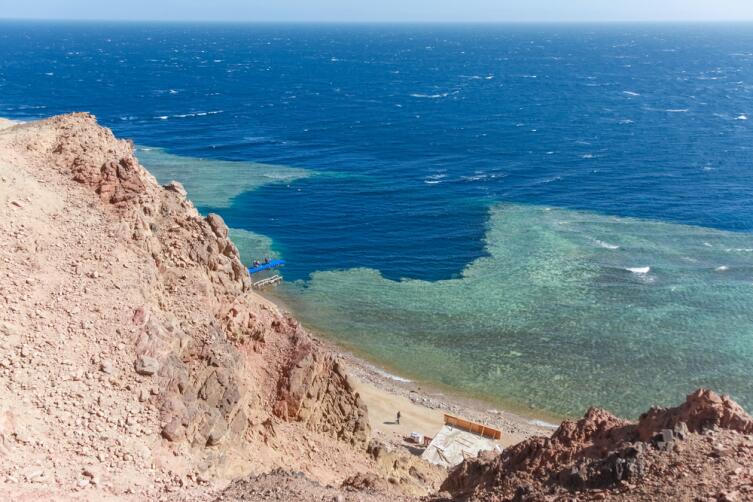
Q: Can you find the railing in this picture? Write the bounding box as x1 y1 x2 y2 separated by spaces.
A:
252 274 283 289
444 414 502 440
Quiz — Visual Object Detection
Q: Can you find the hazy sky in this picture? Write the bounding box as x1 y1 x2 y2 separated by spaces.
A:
2 0 753 22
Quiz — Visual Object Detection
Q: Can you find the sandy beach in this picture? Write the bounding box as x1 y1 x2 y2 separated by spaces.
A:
312 336 556 451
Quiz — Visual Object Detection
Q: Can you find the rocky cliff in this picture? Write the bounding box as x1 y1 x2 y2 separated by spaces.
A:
52 112 370 449
0 113 375 499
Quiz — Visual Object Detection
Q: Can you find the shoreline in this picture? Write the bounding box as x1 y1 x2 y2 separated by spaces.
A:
316 334 559 447
262 290 559 447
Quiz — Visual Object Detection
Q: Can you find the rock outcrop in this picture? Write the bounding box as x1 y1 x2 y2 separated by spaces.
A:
636 388 753 440
440 389 753 501
274 334 370 446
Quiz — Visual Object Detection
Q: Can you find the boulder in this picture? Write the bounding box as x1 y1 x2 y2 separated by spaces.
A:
134 355 160 376
206 213 228 239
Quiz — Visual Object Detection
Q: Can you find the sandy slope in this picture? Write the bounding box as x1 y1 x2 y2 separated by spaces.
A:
0 117 180 499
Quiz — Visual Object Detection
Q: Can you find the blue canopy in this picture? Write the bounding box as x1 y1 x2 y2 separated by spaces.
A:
248 259 285 274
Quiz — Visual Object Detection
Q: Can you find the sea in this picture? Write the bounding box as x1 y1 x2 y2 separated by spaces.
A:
3 21 753 418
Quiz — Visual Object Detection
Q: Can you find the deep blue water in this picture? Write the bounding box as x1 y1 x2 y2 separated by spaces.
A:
3 21 753 416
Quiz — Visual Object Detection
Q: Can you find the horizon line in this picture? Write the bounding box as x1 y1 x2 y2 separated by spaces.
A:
2 17 753 25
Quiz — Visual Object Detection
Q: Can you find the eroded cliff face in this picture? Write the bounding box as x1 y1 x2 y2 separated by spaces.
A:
0 113 377 499
53 113 372 450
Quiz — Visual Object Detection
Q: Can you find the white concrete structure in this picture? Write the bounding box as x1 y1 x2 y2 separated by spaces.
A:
421 425 501 468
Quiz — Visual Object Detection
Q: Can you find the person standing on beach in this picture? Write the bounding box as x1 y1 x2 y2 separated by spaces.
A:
396 411 401 425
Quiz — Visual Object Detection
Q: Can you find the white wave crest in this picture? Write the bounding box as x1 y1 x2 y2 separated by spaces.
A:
410 92 449 99
594 239 619 250
626 266 650 274
369 366 412 383
172 110 224 119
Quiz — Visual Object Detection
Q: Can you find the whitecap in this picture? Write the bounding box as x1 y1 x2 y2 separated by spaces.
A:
243 136 273 144
410 92 449 99
626 266 650 274
715 265 729 272
172 110 223 119
623 91 640 96
665 109 689 113
424 173 447 184
156 115 168 120
736 114 748 120
462 174 488 181
594 239 619 250
533 176 563 185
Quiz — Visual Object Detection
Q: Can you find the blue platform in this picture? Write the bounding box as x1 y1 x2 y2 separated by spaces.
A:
248 259 285 274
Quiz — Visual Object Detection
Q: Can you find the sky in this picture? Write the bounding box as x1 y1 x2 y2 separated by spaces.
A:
2 0 753 23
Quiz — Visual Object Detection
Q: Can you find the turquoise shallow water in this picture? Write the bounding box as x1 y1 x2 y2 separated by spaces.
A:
271 204 753 417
